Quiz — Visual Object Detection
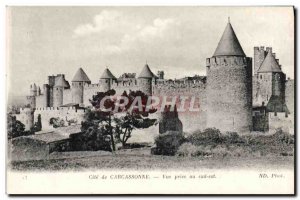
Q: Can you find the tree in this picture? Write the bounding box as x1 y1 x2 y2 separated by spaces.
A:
49 117 65 128
86 89 157 150
7 113 27 139
113 91 157 147
33 114 42 132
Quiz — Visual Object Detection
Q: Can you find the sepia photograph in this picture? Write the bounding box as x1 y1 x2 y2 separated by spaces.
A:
5 6 295 195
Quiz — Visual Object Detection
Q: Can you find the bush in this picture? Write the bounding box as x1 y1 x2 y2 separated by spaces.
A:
152 131 185 156
272 128 294 145
49 117 65 128
176 143 212 157
223 132 245 144
69 126 112 152
187 128 222 145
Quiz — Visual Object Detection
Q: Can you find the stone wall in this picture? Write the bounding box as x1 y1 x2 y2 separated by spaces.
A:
34 107 86 130
153 79 207 132
206 56 253 133
268 112 294 134
285 79 294 114
16 108 34 131
63 88 72 105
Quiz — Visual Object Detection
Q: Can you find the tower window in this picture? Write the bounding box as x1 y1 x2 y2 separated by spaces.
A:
260 75 262 79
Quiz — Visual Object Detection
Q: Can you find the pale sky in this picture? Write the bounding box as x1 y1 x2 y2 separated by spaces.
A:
7 6 294 97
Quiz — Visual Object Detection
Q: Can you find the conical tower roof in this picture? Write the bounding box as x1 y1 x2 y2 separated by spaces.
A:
100 68 117 79
213 22 245 57
72 68 91 82
54 76 69 87
138 64 156 78
258 51 282 73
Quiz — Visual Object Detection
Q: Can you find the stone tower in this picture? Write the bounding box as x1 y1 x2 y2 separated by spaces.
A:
99 68 116 91
253 46 267 75
206 21 252 133
30 83 37 96
43 84 50 107
27 83 37 108
138 63 156 95
255 48 286 105
53 76 65 107
71 68 91 104
17 108 34 131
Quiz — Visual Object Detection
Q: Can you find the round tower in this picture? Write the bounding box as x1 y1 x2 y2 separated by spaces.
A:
53 76 65 107
206 21 252 133
99 68 116 92
71 68 91 104
19 107 34 131
30 83 37 96
138 63 156 95
43 84 50 107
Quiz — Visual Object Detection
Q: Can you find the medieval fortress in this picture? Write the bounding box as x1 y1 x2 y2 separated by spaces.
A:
16 21 294 134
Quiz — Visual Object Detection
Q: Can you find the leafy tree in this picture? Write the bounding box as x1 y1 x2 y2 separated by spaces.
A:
113 91 157 147
85 89 157 150
7 113 31 139
33 114 42 132
49 117 65 128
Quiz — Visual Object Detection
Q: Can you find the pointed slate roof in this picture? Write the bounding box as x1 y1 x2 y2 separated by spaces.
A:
100 68 117 79
258 51 282 73
138 64 156 78
54 76 69 87
72 68 91 82
213 22 246 57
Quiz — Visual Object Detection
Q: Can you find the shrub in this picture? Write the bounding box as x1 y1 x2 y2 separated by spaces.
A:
49 117 65 128
153 131 185 156
176 143 212 157
223 132 245 144
272 128 294 145
187 128 222 145
210 145 231 157
69 127 112 152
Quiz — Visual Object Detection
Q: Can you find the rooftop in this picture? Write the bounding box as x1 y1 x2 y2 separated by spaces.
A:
138 64 157 78
213 22 246 57
72 68 91 82
100 68 117 79
258 51 282 73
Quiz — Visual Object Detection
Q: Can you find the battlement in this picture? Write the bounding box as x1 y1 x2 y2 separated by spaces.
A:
254 46 266 51
206 56 251 67
19 107 33 113
119 73 136 79
155 78 206 87
112 79 138 87
35 106 86 113
84 83 101 89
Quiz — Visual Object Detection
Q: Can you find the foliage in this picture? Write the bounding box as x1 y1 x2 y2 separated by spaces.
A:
180 128 294 158
70 125 112 152
32 114 42 132
7 114 33 139
153 131 184 156
85 89 157 150
186 128 222 145
49 117 65 128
